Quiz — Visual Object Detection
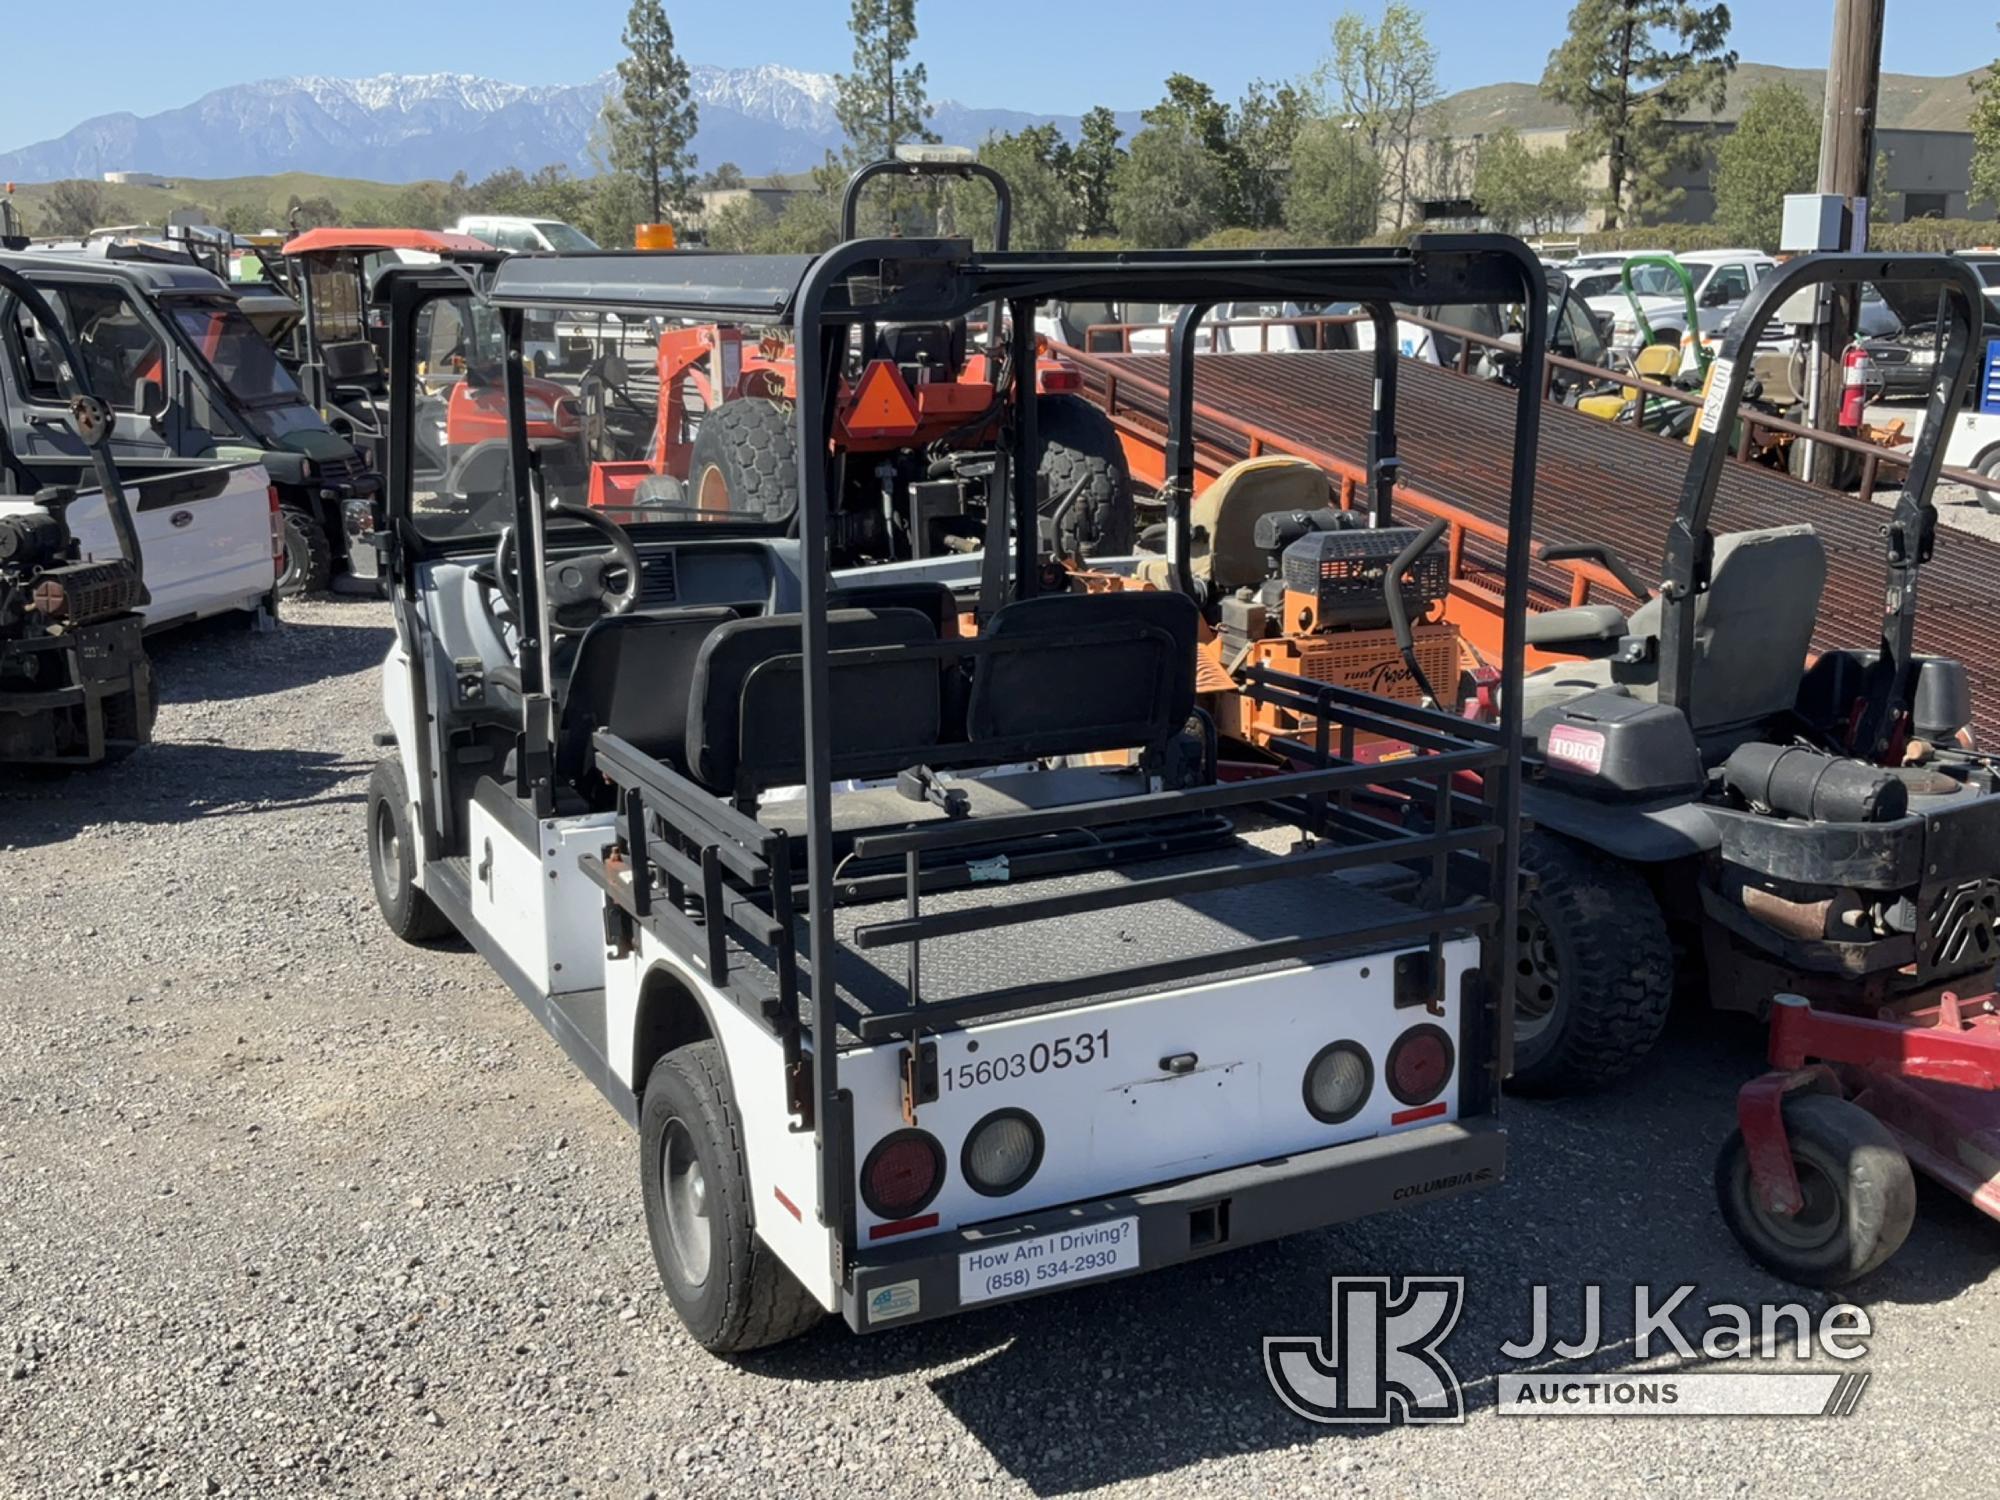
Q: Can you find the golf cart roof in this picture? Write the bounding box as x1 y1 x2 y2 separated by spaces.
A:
0 244 234 297
283 227 493 257
483 238 1544 324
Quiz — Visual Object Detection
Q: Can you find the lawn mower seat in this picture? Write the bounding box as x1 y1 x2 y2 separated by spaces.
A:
1519 526 1827 735
1134 457 1333 595
688 607 942 801
554 606 738 794
963 590 1198 762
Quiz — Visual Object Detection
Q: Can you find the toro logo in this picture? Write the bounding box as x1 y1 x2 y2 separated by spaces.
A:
1545 724 1606 776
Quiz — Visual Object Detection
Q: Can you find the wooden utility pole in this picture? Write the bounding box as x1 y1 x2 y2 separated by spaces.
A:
1807 0 1885 484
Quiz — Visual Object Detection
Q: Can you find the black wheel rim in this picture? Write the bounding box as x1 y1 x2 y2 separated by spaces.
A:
1749 1157 1843 1253
1513 905 1561 1044
661 1117 711 1288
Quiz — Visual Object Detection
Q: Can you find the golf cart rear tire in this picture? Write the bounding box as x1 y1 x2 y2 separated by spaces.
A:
366 757 453 944
687 399 799 523
278 506 333 596
1508 829 1674 1095
639 1041 825 1354
1036 393 1134 556
1715 1093 1915 1287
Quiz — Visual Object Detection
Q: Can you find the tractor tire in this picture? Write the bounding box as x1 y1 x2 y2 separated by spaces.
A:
1715 1093 1916 1287
1507 829 1675 1095
640 1041 826 1354
366 757 454 944
687 399 799 524
278 506 334 596
1036 393 1134 557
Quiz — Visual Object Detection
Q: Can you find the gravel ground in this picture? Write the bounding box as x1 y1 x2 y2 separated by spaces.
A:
3 596 1998 1500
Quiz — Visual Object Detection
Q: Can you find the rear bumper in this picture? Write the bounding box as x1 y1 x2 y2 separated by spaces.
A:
839 1115 1504 1333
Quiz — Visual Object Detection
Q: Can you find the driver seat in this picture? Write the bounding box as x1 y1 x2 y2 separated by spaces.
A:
1520 526 1827 739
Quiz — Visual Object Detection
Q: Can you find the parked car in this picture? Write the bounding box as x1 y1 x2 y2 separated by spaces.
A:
0 244 375 594
449 216 599 253
1587 249 1775 355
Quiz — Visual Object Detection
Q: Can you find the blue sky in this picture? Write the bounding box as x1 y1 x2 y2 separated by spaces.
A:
1 1 1991 155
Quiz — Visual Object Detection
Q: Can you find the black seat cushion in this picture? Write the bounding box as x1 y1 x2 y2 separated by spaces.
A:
964 590 1198 759
828 579 958 636
556 606 738 788
688 607 941 795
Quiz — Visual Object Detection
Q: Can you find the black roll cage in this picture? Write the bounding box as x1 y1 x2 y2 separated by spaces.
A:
1664 252 1986 757
386 235 1548 1284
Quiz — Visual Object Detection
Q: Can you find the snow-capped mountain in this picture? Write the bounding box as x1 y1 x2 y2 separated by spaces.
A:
0 66 1117 183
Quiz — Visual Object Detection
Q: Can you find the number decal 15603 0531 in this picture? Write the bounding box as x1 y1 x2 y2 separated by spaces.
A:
943 1030 1111 1093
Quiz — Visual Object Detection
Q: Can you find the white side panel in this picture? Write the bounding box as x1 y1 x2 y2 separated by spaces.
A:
842 938 1478 1247
465 801 549 985
65 465 273 626
1943 409 2000 470
542 815 617 994
619 932 836 1309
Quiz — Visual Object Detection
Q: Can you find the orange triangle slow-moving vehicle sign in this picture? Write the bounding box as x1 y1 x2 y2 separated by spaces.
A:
842 359 922 440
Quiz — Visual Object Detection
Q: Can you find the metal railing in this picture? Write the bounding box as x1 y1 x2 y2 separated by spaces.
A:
1056 311 2000 616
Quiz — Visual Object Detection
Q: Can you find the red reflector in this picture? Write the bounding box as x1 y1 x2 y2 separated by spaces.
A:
1390 1101 1449 1126
1038 366 1082 393
844 359 921 438
867 1212 940 1241
772 1186 802 1221
862 1130 942 1219
1387 1024 1455 1107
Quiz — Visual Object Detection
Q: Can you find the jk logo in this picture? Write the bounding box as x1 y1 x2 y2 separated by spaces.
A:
1264 1276 1466 1424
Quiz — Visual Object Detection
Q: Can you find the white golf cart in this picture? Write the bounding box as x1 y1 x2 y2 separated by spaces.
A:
366 230 1548 1352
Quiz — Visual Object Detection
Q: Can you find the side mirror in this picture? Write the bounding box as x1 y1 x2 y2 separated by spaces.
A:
136 379 167 421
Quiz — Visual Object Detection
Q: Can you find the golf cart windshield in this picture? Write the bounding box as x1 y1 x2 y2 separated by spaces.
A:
398 283 776 545
169 298 303 408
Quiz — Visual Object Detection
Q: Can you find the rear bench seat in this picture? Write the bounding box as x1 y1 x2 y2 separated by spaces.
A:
559 587 1200 821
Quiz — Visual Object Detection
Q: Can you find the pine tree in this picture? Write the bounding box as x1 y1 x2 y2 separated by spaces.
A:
1069 107 1125 237
605 0 700 228
1541 0 1735 229
835 0 937 165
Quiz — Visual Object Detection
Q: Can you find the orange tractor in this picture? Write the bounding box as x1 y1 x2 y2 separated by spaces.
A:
580 154 1134 566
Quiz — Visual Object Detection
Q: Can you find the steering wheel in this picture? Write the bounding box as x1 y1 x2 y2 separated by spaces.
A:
492 503 644 639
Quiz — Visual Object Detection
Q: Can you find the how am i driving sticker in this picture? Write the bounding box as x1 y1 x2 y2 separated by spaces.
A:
1697 358 1736 434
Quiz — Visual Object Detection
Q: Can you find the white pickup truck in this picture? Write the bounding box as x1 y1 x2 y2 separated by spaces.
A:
0 460 277 630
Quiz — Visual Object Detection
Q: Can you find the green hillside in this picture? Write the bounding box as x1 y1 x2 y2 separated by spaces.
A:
1437 62 1985 136
4 172 452 235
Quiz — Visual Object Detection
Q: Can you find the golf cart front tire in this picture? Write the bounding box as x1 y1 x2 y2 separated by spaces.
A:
367 757 454 943
1715 1093 1915 1287
640 1041 825 1354
1508 829 1674 1095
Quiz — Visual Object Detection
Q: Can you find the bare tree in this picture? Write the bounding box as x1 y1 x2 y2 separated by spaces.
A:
1321 4 1443 229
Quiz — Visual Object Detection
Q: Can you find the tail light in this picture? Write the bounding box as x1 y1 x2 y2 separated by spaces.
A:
267 485 284 580
1038 366 1083 394
861 1129 944 1220
1302 1041 1373 1124
1386 1024 1455 1107
961 1109 1044 1197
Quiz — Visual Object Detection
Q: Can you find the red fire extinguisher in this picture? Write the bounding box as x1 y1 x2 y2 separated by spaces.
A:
1838 344 1872 429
